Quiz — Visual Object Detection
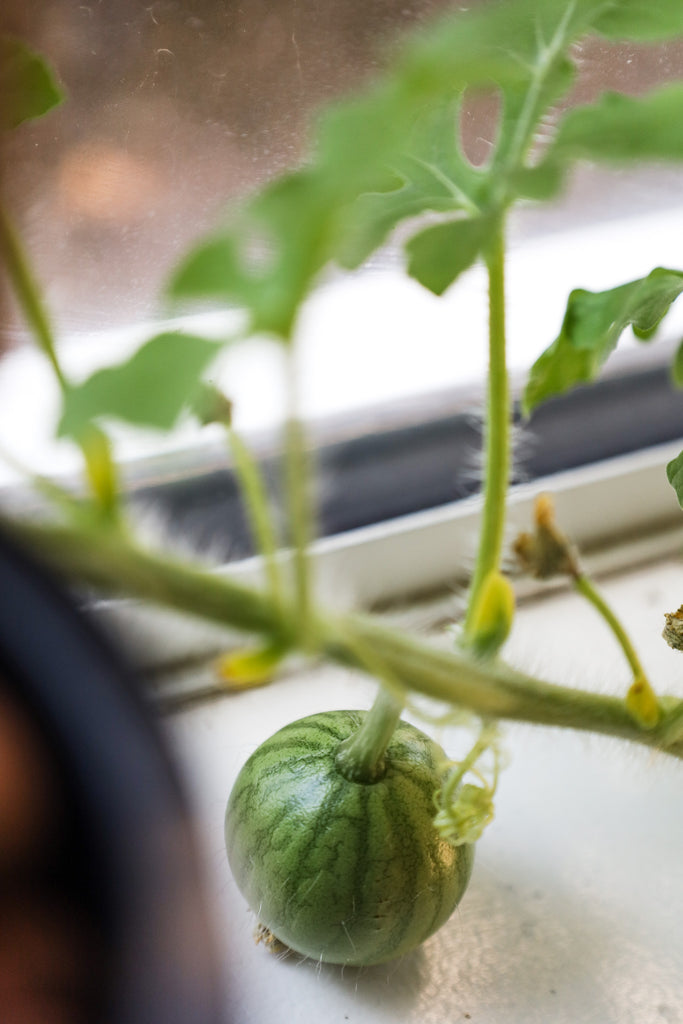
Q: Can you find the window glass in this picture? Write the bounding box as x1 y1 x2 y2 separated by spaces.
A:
2 2 683 545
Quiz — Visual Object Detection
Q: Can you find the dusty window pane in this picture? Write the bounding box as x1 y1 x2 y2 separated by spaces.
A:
1 3 683 344
1 0 458 339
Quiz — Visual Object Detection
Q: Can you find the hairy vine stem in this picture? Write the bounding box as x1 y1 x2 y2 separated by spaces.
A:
463 219 510 643
4 516 683 760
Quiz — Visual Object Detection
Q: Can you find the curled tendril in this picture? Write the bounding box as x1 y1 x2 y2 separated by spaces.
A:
434 776 495 846
433 723 503 847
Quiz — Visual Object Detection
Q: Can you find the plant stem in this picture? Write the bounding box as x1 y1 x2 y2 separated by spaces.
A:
228 427 284 613
463 220 510 641
0 202 122 522
284 350 314 646
573 573 647 681
5 515 683 759
335 686 405 783
0 203 66 390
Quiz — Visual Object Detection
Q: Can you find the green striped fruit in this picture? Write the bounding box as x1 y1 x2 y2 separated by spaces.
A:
225 710 474 966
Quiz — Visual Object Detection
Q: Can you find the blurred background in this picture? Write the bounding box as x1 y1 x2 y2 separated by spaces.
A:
2 0 683 343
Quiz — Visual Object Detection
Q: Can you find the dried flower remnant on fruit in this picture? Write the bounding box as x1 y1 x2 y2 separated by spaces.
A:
513 494 580 580
663 606 683 651
254 924 291 957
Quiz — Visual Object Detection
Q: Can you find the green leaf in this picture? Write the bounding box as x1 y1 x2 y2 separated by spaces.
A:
192 383 233 426
395 0 588 98
671 340 683 388
592 1 683 41
666 450 683 508
171 0 683 343
406 215 495 295
523 268 683 414
335 96 485 270
168 1 591 336
551 84 683 164
508 161 566 201
58 331 220 438
1 36 63 130
170 169 340 340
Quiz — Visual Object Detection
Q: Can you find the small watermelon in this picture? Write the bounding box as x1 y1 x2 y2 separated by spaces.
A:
225 710 474 966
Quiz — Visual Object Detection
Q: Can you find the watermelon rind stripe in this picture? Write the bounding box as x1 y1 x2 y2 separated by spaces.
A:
224 710 474 966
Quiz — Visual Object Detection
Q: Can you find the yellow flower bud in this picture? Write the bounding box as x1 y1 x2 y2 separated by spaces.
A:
216 641 286 690
81 426 119 518
467 570 515 658
625 676 660 729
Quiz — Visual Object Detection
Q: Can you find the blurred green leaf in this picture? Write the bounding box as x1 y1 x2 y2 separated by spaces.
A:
335 96 485 270
523 268 683 414
169 0 683 344
592 1 683 41
170 169 346 340
666 449 683 507
168 0 591 338
671 340 683 388
1 36 63 130
550 84 683 164
191 382 233 426
59 332 220 438
406 215 495 295
508 161 566 201
394 0 591 99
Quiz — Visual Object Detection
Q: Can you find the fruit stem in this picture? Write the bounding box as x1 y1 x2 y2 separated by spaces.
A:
284 348 314 648
335 686 404 784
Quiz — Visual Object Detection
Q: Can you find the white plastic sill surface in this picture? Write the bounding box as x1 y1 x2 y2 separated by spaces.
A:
166 554 683 1024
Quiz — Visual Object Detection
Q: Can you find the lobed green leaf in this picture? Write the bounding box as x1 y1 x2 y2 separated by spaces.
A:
168 1 590 334
169 0 683 343
394 0 594 99
58 332 221 438
0 36 63 130
335 96 485 271
406 215 496 296
523 268 683 414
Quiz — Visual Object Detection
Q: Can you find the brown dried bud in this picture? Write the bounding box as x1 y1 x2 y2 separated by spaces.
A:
513 493 580 580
